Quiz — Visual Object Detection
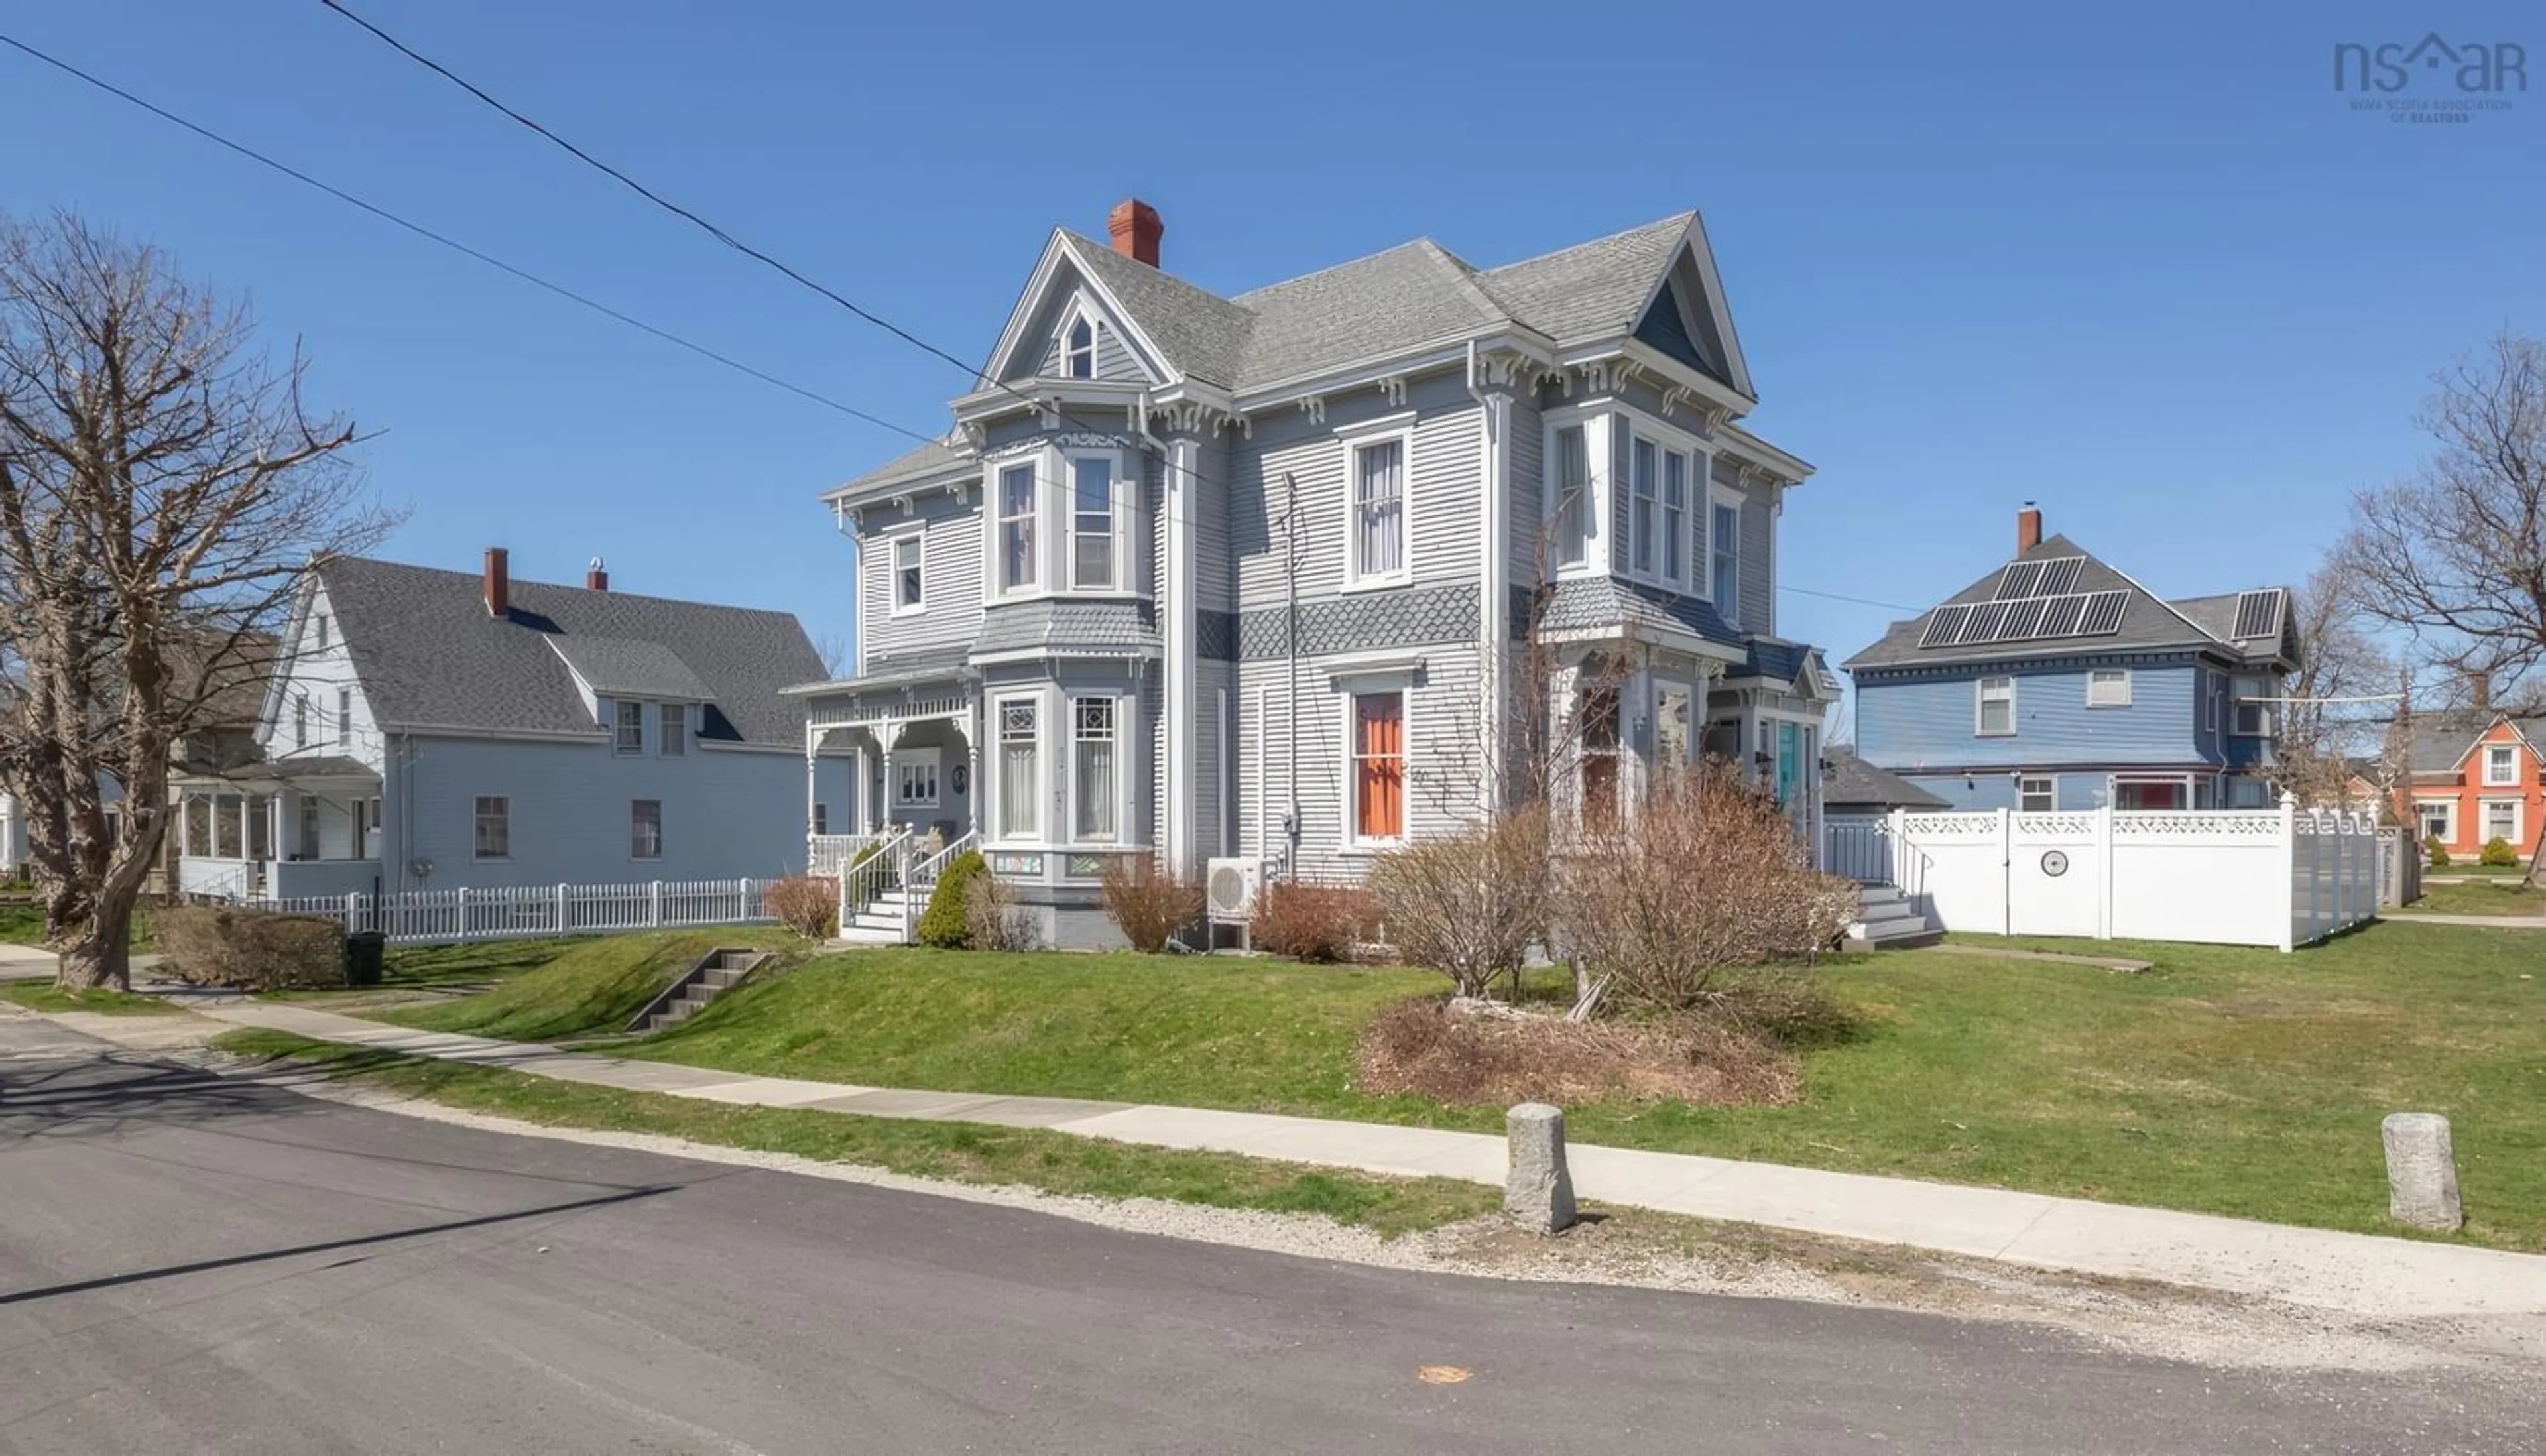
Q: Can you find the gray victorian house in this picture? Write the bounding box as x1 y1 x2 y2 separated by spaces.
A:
796 200 1831 945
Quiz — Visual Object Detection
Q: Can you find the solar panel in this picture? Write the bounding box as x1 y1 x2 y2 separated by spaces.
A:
2078 589 2128 636
2036 593 2085 637
2001 596 2048 640
1994 560 2045 601
2233 589 2284 640
1965 601 2012 642
2039 557 2085 595
1918 603 1975 648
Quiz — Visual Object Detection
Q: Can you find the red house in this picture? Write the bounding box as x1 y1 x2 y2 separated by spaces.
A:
2403 713 2544 860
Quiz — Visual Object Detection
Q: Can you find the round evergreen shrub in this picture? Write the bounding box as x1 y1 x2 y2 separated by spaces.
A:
916 849 989 948
2426 834 2451 869
2480 836 2521 868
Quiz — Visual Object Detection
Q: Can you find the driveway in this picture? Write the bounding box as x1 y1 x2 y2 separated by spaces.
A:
0 1020 2531 1455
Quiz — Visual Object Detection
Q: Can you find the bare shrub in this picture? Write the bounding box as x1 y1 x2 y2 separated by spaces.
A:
1557 765 1856 1010
1366 807 1551 997
761 875 838 940
1357 997 1801 1107
1097 857 1205 953
965 873 1041 952
157 906 346 990
1250 880 1374 963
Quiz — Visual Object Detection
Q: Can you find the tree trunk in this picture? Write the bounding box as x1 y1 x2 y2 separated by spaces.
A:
54 894 133 991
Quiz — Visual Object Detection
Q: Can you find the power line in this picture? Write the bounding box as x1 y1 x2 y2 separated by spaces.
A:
0 30 930 443
1777 583 1923 613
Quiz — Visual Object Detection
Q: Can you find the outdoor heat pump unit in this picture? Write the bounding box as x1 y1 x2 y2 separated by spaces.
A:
1205 858 1264 922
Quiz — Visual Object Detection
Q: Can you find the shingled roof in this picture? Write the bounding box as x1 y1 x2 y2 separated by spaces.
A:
315 556 823 747
1845 534 2296 673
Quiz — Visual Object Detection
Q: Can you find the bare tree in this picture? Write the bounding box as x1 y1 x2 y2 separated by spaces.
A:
2338 331 2546 882
2263 564 2396 808
0 212 391 988
810 629 853 680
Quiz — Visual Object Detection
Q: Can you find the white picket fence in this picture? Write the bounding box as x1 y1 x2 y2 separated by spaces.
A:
243 877 778 945
1823 801 2380 952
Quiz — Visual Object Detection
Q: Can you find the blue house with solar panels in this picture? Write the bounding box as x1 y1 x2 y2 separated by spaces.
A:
1845 507 2299 812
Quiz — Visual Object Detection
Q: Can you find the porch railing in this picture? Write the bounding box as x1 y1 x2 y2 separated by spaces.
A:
1821 815 1896 885
901 829 979 941
839 827 913 926
243 877 777 945
809 832 886 879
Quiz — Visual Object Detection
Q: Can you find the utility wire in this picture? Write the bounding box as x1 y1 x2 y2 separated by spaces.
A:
0 30 929 442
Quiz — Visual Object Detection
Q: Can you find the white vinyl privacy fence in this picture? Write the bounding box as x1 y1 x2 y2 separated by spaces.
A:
1823 803 2380 951
242 878 778 945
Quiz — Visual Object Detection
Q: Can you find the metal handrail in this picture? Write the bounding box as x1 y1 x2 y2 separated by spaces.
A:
839 826 914 927
900 829 980 941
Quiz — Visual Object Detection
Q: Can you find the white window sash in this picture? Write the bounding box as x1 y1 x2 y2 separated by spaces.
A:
996 697 1041 841
1345 432 1411 588
1976 677 2016 736
1628 436 1658 579
997 463 1038 593
1071 696 1119 842
615 701 645 754
1549 423 1591 572
1709 490 1742 619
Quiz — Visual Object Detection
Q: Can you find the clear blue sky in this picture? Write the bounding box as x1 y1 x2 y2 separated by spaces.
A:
3 1 2537 678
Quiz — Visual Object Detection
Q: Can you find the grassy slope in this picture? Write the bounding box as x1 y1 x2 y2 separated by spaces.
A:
214 1029 1496 1237
599 925 2546 1252
369 929 798 1042
2405 880 2546 917
0 983 183 1016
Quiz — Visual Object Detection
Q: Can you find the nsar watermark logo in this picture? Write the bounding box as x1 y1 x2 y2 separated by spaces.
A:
2335 33 2525 123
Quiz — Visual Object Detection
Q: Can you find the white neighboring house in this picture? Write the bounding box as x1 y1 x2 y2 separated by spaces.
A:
173 548 853 901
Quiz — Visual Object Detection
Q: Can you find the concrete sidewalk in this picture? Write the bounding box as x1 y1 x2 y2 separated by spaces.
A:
188 999 2546 1321
2384 912 2546 929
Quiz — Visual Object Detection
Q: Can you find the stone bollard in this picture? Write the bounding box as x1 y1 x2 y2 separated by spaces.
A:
1504 1102 1577 1234
2380 1112 2464 1231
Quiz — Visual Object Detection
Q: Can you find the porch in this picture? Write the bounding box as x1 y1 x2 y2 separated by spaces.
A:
174 757 383 902
796 672 979 883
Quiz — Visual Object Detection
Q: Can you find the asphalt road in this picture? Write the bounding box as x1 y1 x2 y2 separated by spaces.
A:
0 1018 2531 1455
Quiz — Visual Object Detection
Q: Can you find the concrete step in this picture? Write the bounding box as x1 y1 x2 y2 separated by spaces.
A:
835 924 904 945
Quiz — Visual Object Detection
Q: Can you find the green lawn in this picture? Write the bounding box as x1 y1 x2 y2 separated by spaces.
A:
0 901 156 950
367 928 800 1040
213 1029 1496 1237
0 982 184 1016
2404 880 2546 917
364 920 2546 1252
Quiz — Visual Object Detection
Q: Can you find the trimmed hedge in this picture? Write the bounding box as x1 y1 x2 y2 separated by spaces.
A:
2427 834 2452 869
157 906 347 990
2480 836 2522 868
915 850 989 949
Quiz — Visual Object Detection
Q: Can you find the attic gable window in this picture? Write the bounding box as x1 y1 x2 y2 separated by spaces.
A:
1065 312 1097 379
2485 744 2518 786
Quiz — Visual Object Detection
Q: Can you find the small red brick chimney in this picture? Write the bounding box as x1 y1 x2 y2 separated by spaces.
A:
483 546 509 618
2016 503 2043 555
586 556 609 591
1108 198 1163 268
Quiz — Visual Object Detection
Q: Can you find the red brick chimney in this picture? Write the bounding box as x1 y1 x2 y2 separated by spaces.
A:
586 556 609 591
1108 198 1163 268
2016 502 2043 555
483 546 509 618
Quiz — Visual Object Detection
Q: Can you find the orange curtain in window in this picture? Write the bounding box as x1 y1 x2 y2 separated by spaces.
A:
1356 696 1404 839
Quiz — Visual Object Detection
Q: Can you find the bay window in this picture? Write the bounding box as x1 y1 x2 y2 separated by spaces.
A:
1662 452 1689 586
2231 676 2273 737
997 698 1040 840
997 463 1037 593
1629 437 1658 577
1347 433 1409 587
1349 691 1406 845
1071 455 1115 589
1072 697 1119 841
1710 494 1741 618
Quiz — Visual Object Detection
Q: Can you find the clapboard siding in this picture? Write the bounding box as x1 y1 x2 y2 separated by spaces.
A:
399 733 849 890
263 581 387 773
1856 660 2207 772
1740 485 1774 635
856 491 983 663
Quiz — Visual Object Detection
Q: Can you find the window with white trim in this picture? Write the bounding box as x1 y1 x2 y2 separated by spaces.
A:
294 692 309 749
1662 452 1689 587
1065 314 1095 379
2231 676 2273 737
1629 437 1658 579
1976 676 2016 736
2485 798 2520 846
2419 799 2456 844
997 699 1040 840
1072 697 1119 841
2484 745 2518 786
997 463 1037 593
630 799 663 860
473 795 510 859
1710 495 1740 619
1348 434 1409 587
659 703 686 757
2020 775 2055 812
615 699 645 755
1349 690 1406 845
1071 455 1115 589
894 749 941 810
892 534 924 615
314 615 329 651
813 802 829 837
2087 668 2132 707
336 688 352 747
1551 423 1589 571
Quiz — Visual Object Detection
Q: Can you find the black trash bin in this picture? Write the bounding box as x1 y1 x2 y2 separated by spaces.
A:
343 930 387 987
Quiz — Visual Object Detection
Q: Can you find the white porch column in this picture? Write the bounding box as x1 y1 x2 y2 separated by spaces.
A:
803 725 819 843
1164 435 1197 873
